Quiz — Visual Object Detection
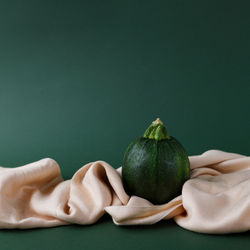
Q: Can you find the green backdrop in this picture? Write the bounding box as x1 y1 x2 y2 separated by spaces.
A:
0 0 249 249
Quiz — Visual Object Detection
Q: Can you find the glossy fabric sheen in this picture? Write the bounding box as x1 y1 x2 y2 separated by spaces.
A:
0 150 249 234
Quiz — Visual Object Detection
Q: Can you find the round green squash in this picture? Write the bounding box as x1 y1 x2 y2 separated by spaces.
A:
122 118 190 204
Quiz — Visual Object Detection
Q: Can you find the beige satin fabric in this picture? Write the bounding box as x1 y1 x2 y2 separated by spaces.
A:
0 150 249 234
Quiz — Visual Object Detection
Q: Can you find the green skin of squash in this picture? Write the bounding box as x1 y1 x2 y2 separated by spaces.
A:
122 119 190 205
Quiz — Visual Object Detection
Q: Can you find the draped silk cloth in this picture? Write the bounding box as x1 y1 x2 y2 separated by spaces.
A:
0 150 249 234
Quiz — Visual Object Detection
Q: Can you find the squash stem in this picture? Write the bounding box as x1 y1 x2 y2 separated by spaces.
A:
143 118 170 140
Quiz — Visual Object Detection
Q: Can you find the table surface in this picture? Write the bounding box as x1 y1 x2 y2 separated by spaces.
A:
0 0 249 249
1 217 250 250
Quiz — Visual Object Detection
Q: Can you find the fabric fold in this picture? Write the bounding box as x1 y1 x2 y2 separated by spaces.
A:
0 149 249 234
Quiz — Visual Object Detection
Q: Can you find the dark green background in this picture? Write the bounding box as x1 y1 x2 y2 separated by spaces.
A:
0 0 249 249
